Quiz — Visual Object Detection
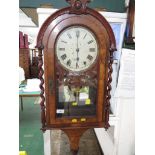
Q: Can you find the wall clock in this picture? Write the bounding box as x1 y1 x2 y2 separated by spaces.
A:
36 0 116 154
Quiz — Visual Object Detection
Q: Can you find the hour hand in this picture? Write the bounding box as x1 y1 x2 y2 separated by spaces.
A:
76 62 79 69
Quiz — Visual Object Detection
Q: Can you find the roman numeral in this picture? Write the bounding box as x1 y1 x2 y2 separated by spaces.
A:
61 54 67 60
89 48 95 52
76 30 80 38
67 33 72 39
59 48 65 51
87 55 93 61
67 59 71 66
88 40 94 44
61 40 67 44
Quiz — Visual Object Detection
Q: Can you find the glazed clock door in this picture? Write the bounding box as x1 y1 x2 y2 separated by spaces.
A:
55 26 99 118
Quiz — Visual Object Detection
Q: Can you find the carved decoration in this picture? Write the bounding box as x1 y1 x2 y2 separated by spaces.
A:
66 0 91 14
104 44 115 129
38 44 46 132
56 62 98 88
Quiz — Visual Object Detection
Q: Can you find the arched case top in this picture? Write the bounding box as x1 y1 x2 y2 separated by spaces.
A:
36 3 116 52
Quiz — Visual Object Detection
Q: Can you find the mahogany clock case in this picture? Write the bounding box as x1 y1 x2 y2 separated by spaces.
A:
37 6 116 130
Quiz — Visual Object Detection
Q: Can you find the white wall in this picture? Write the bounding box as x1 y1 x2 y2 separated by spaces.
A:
95 48 135 155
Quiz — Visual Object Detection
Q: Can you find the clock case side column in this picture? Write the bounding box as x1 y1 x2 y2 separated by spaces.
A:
38 44 46 132
105 44 116 129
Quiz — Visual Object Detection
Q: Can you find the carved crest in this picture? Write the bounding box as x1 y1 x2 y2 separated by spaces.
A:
36 0 117 134
66 0 91 14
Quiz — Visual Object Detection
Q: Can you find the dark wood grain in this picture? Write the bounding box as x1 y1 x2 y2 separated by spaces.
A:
19 48 30 79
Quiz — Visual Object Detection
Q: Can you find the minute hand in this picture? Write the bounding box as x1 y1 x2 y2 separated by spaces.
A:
76 31 80 68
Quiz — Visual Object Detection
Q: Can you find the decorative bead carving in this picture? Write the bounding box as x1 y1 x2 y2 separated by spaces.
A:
38 44 46 132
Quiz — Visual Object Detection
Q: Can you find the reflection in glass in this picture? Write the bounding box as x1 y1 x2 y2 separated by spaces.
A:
56 82 97 118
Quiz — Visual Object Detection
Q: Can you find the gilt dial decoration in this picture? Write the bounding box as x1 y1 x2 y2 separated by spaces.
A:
55 26 99 72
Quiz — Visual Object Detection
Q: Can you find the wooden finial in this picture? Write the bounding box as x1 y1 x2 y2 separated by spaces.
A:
66 0 91 14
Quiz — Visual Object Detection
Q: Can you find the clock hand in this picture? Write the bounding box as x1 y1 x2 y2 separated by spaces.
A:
76 30 80 68
76 62 79 69
76 30 79 50
76 48 79 68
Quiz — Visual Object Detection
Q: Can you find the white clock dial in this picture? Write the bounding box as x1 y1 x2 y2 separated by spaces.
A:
55 26 98 72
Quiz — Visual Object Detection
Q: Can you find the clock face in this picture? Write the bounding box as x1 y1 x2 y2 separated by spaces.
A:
55 26 99 72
